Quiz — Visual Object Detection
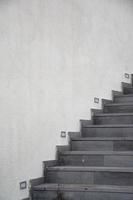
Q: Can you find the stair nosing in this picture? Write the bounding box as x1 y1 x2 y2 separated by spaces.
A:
115 94 133 97
105 103 133 107
83 124 133 128
71 137 133 141
94 113 133 117
47 166 133 172
61 151 133 156
33 183 133 193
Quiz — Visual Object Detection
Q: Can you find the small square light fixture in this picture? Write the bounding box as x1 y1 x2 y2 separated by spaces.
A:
20 181 27 190
61 131 66 138
125 73 130 79
94 97 100 104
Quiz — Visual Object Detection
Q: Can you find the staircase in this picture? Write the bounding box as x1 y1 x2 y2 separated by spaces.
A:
31 77 133 200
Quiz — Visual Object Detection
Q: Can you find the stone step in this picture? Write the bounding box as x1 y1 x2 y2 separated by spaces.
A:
114 94 133 103
123 87 133 94
104 103 133 113
82 124 133 137
59 151 133 167
32 184 133 200
71 137 133 151
46 166 133 186
93 113 133 124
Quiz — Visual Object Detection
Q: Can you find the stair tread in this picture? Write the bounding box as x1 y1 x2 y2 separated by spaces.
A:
33 183 133 193
47 166 133 172
83 124 133 128
72 137 133 141
115 94 133 97
94 113 133 116
61 151 133 155
105 103 133 106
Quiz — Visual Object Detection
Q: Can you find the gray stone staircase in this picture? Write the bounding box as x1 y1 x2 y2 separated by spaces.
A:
31 75 133 200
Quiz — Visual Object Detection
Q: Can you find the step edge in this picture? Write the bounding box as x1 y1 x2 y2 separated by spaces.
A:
60 151 133 156
47 166 133 172
71 137 133 141
115 94 133 97
33 184 133 193
83 124 133 128
105 103 133 107
94 113 133 117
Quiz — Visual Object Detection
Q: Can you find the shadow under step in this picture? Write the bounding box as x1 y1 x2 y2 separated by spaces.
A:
32 184 133 200
59 151 133 167
71 137 133 151
104 103 133 113
82 124 133 137
114 94 133 103
93 113 133 124
46 166 133 186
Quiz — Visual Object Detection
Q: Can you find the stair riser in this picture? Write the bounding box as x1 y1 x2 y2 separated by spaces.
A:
46 171 133 186
71 140 133 151
114 96 133 103
104 105 133 113
33 191 133 200
82 127 133 137
59 155 133 167
123 88 133 94
33 191 57 200
93 115 133 124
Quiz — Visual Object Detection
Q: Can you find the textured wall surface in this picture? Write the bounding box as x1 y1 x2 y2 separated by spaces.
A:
0 0 133 199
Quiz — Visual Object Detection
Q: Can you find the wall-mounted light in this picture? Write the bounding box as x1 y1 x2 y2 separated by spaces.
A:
94 97 100 104
61 131 66 138
124 73 130 79
20 181 27 190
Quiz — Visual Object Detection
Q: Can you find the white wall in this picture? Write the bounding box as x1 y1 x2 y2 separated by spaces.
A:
0 0 133 199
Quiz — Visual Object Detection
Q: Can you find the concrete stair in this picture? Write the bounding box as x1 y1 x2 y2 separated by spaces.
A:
46 166 133 185
114 94 133 103
33 184 133 200
93 113 133 124
31 77 133 200
104 103 133 113
59 151 133 167
71 137 133 151
82 124 133 137
123 87 133 94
